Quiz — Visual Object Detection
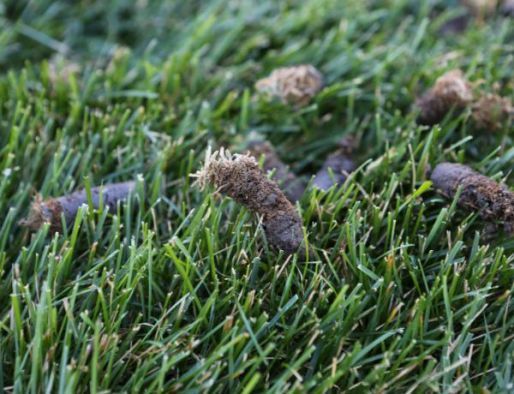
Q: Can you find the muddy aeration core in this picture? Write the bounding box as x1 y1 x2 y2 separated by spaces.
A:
431 162 514 230
196 151 304 255
247 141 305 202
21 181 136 232
416 69 473 125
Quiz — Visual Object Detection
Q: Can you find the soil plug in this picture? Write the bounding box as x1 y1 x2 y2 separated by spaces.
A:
441 0 506 35
255 65 323 107
439 14 471 35
416 69 473 125
501 0 514 15
246 140 305 201
20 181 136 233
313 136 357 191
193 149 304 255
431 163 514 231
471 93 513 131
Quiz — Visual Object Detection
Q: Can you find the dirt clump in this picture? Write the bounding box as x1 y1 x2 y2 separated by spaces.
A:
246 140 305 202
416 69 473 125
471 93 513 131
255 65 324 107
20 181 136 233
439 14 471 35
501 0 514 15
194 149 304 255
313 136 357 190
431 162 514 232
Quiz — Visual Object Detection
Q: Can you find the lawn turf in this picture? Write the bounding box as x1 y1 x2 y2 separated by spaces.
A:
0 0 513 392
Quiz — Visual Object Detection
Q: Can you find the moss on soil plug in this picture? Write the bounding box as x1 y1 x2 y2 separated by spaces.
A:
431 163 514 232
416 69 473 125
246 140 305 201
255 64 323 107
194 149 304 255
20 181 136 232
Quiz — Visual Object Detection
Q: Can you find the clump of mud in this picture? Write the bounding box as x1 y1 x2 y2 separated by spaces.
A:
194 149 304 255
313 136 357 191
416 69 474 125
502 0 514 15
471 93 513 131
20 181 136 233
431 162 514 232
439 14 471 35
255 65 324 107
246 141 306 202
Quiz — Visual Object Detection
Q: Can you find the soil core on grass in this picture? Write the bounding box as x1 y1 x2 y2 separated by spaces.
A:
20 181 136 232
255 64 323 107
416 69 473 125
471 93 513 131
502 0 514 15
194 149 304 255
431 162 514 231
313 136 357 191
246 140 305 202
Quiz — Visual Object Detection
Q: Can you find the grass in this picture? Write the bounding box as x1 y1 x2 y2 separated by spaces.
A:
0 0 513 392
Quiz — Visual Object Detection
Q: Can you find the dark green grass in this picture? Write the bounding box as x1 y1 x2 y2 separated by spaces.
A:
0 0 513 392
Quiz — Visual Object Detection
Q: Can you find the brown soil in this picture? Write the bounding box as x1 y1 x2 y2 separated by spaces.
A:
255 65 324 107
313 151 356 191
439 14 471 35
313 135 357 191
471 93 513 131
502 0 514 15
431 162 514 230
20 181 136 232
246 141 305 201
194 149 304 255
416 69 473 125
